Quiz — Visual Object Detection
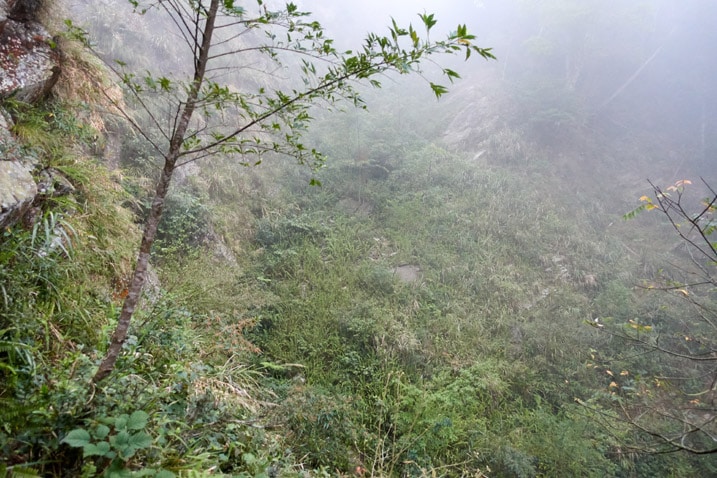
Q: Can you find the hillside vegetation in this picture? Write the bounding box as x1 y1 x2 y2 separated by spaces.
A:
1 1 716 477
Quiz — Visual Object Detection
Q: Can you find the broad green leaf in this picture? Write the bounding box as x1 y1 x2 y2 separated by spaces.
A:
114 415 128 430
111 430 131 449
83 441 111 457
133 470 158 477
122 445 139 459
128 431 152 449
94 424 111 439
61 429 91 448
127 410 149 430
154 471 177 478
107 462 132 478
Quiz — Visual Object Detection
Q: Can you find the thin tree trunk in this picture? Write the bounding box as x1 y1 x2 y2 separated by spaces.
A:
92 161 176 383
92 0 220 384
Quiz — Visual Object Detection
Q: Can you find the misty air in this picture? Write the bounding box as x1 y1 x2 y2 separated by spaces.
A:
1 0 716 476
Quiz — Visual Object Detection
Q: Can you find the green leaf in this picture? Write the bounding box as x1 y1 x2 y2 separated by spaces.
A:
133 470 157 477
94 424 111 439
429 82 449 99
107 464 132 478
410 28 419 47
111 430 131 450
4 466 41 477
443 68 460 81
419 13 437 31
61 429 91 448
114 415 128 430
158 77 171 91
83 441 111 457
154 471 177 478
622 204 647 220
128 431 153 450
126 410 149 430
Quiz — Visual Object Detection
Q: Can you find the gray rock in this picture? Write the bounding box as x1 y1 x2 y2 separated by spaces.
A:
0 17 60 103
0 159 36 228
393 264 421 283
0 108 18 157
0 4 66 229
37 167 75 197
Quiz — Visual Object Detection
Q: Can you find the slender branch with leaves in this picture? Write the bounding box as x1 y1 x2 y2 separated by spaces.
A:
89 0 494 384
585 179 717 454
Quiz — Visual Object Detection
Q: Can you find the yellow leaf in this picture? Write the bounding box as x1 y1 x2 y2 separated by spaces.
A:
609 381 619 388
676 289 689 296
620 370 629 376
639 195 650 202
606 370 614 376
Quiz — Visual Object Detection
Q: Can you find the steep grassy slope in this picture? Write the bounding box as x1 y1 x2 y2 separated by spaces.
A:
2 3 716 476
203 78 715 476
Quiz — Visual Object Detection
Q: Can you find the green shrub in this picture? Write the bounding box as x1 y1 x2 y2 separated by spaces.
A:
275 388 363 471
154 190 210 258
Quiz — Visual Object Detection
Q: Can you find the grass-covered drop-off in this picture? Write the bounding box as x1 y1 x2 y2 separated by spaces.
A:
1 0 716 476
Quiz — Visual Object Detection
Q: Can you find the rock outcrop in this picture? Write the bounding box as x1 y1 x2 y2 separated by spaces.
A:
0 101 38 229
0 153 36 228
0 0 64 229
0 1 60 103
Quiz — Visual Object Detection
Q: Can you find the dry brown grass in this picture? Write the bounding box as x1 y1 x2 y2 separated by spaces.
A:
52 37 125 133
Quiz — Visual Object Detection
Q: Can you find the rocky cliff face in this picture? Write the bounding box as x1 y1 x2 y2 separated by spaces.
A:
0 0 62 228
0 107 36 228
0 1 59 103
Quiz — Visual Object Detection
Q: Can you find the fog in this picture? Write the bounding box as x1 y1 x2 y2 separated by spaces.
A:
287 1 717 181
297 0 482 48
59 0 717 251
60 0 717 212
8 1 714 474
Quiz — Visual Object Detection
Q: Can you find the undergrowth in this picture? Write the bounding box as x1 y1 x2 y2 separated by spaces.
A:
2 27 715 477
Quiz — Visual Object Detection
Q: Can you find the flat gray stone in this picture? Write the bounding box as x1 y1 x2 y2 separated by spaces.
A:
0 159 37 228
